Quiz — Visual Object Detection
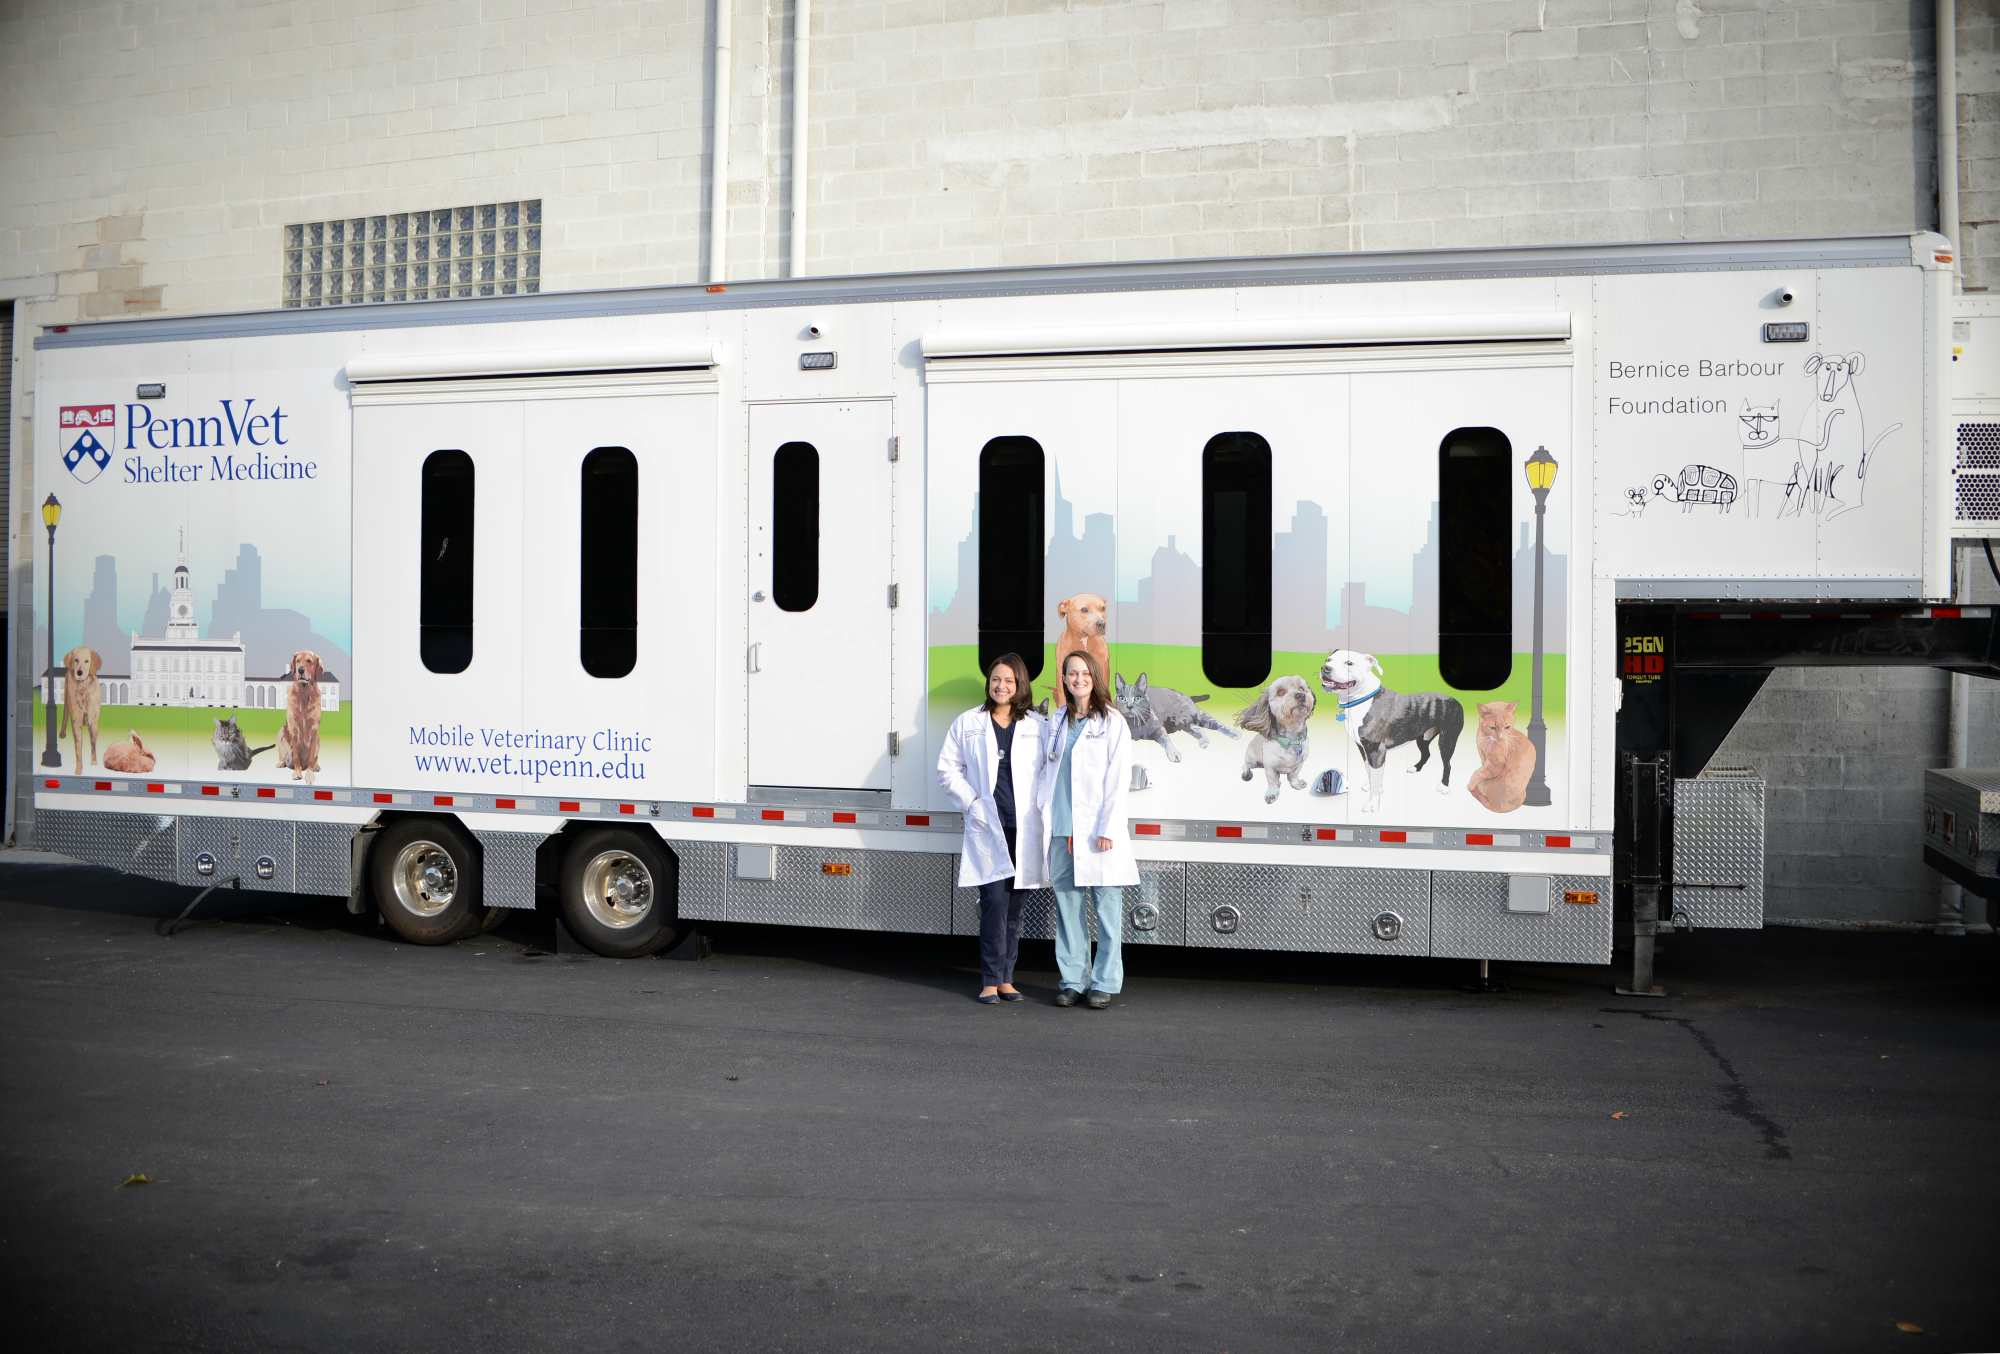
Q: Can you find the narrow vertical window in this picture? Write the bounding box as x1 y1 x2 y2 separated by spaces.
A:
1438 426 1513 690
420 449 474 673
977 436 1046 678
1201 432 1272 688
771 441 820 612
580 446 639 678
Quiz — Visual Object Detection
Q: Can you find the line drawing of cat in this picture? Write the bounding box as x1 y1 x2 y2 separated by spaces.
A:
1464 701 1536 814
213 715 276 772
1736 398 1840 518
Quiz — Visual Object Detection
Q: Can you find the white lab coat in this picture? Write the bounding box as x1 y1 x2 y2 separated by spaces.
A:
1031 706 1140 888
937 707 1050 889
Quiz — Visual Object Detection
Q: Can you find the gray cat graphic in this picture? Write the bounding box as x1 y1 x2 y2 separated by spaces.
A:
1113 672 1239 762
213 715 276 771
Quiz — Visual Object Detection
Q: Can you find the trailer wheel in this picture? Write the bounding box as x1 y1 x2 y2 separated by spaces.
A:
372 818 487 945
558 829 681 958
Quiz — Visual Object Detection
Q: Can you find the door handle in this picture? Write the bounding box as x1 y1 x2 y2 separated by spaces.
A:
747 642 761 674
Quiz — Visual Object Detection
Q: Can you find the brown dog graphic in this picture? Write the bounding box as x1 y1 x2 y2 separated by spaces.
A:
1055 592 1110 678
275 649 324 784
59 646 103 773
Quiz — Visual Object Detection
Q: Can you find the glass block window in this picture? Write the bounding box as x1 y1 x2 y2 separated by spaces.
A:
283 201 541 307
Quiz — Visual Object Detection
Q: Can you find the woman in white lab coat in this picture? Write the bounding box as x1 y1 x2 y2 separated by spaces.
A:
936 652 1047 1003
1031 648 1139 1009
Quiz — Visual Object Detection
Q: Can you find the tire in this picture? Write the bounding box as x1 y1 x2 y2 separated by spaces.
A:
371 817 487 945
558 828 682 958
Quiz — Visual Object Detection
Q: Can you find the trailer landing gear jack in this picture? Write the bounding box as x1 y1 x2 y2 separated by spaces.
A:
1462 959 1506 994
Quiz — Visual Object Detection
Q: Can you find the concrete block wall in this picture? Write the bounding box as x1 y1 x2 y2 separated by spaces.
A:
0 0 1967 313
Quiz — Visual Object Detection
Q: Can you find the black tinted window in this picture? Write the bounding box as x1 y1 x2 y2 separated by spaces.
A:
977 436 1046 678
1201 432 1272 688
1438 426 1513 690
420 449 474 674
580 446 638 678
771 441 819 612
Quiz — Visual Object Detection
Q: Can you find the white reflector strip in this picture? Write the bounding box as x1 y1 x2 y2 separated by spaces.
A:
920 311 1570 358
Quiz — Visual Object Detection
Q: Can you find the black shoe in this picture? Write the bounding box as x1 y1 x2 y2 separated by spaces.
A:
1085 990 1112 1009
1054 989 1082 1007
998 989 1026 1002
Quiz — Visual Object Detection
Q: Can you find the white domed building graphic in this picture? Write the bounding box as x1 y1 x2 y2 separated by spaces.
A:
125 534 338 711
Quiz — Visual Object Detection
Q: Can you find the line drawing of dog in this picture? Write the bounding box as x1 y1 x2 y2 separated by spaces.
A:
103 730 155 774
1113 672 1238 762
1319 649 1465 814
1055 593 1110 678
59 646 103 772
275 649 324 784
1236 674 1315 804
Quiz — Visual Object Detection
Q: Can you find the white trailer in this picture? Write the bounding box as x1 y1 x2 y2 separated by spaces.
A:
22 234 1994 975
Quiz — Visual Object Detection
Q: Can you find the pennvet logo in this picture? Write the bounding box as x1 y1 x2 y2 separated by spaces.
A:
60 405 115 483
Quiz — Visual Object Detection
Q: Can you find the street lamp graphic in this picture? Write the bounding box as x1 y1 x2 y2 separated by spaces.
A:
40 493 63 768
1528 448 1560 804
1522 447 1556 807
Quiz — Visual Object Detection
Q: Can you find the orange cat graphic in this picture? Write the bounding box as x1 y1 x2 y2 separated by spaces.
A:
1465 700 1535 813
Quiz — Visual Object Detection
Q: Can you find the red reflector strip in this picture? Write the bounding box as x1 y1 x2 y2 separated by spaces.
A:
44 779 59 789
693 806 715 818
95 781 111 791
1379 830 1406 843
374 793 393 803
1687 613 1720 620
1934 606 1962 618
314 790 333 801
147 783 164 793
257 788 275 798
1216 825 1242 838
1466 832 1494 845
762 809 786 820
906 815 930 826
496 798 516 809
833 812 856 823
201 786 219 796
559 801 580 812
619 804 635 814
1134 823 1161 835
1317 828 1339 840
434 795 453 806
1546 835 1571 848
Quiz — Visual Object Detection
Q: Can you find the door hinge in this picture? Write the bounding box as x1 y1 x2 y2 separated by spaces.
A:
887 583 899 609
888 732 900 757
888 435 900 462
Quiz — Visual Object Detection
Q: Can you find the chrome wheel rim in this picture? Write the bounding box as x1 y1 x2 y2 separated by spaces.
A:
390 840 458 917
580 850 654 929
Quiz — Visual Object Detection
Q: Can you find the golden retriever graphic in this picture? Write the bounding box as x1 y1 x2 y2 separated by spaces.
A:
59 646 103 773
275 649 323 784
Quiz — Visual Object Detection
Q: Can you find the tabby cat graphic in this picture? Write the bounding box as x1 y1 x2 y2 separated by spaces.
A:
213 715 276 772
1464 701 1535 813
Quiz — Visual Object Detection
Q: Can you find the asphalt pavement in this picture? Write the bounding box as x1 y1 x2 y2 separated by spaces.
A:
0 852 1995 1353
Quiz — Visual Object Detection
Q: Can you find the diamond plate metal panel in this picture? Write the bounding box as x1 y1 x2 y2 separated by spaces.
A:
1673 777 1765 929
1128 862 1185 946
662 838 729 921
1183 863 1431 954
179 816 295 892
728 846 952 933
1430 870 1612 963
295 820 355 896
35 809 179 883
473 830 544 909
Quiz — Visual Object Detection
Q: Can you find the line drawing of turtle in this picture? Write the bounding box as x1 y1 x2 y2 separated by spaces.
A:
1653 464 1739 513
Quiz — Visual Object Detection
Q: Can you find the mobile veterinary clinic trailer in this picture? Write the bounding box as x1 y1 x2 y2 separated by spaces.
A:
23 234 1992 969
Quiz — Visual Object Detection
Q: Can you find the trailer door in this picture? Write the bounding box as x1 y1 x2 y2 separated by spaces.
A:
747 401 893 790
